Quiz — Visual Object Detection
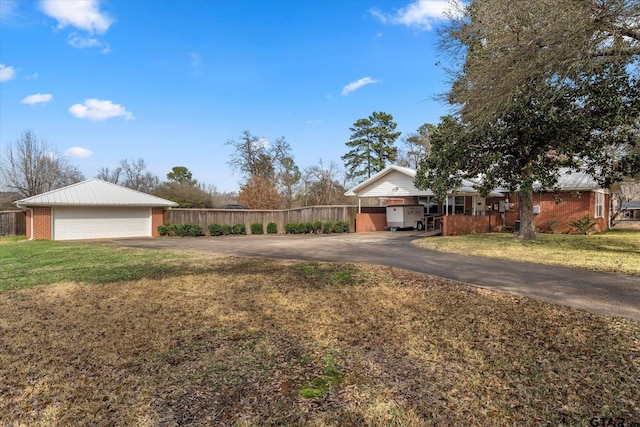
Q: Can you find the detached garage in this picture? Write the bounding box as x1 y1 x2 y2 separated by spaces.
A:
15 179 178 241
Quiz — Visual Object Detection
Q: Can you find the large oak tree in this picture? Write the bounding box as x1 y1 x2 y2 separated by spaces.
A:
416 0 640 239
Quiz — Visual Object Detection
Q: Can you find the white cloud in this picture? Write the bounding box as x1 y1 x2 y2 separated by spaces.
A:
254 138 270 149
21 93 53 105
64 147 93 158
341 77 380 96
68 33 111 53
0 0 19 20
370 0 461 31
68 98 134 121
306 119 323 125
25 72 39 80
0 64 16 82
40 0 113 33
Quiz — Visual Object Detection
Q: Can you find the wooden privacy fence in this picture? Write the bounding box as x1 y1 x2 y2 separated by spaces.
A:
0 211 26 236
164 206 359 235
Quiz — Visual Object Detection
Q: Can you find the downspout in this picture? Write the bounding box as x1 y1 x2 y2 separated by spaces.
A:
26 207 34 241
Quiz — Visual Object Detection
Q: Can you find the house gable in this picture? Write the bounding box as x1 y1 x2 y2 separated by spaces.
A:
353 169 434 198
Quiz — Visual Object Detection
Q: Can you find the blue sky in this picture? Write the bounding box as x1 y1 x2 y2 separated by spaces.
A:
1 0 457 192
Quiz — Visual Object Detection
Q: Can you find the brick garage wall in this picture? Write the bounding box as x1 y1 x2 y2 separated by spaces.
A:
151 208 164 237
355 213 387 232
442 215 491 236
30 207 52 240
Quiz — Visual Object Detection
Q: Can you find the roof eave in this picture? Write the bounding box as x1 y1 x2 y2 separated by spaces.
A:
15 202 177 208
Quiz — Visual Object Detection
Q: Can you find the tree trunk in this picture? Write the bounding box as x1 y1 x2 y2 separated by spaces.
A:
518 187 536 239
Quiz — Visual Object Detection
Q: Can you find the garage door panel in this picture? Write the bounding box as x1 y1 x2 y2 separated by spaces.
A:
53 207 151 240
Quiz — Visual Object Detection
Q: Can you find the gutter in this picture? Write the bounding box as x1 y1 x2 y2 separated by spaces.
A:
14 201 34 241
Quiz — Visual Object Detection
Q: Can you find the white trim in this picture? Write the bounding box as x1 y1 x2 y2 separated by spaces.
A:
26 208 34 241
595 191 605 218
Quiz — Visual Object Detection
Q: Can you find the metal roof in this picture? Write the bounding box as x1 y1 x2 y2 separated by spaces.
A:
344 165 504 198
622 201 640 209
15 179 179 208
535 169 601 191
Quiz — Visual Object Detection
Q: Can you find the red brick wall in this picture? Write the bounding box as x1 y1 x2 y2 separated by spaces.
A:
504 211 519 229
30 207 52 240
151 208 164 237
507 191 609 234
356 213 387 232
442 215 491 236
535 192 607 233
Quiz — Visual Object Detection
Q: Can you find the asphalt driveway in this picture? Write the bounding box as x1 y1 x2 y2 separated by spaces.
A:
104 231 640 322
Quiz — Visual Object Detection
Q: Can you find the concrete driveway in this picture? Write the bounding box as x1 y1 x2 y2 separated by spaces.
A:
104 231 640 322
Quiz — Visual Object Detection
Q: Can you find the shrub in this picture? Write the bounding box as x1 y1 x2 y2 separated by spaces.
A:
267 222 278 234
285 222 309 234
160 224 203 237
232 223 246 235
187 224 204 236
251 222 264 235
175 224 189 237
322 221 334 234
545 220 561 234
334 220 350 233
570 215 596 235
313 221 323 233
174 224 203 237
158 224 175 236
221 224 233 235
208 223 223 236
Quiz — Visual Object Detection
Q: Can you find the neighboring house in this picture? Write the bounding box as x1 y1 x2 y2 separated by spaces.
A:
621 201 640 220
14 179 178 240
345 165 611 235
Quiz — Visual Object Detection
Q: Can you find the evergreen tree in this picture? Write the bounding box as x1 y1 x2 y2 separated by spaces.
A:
341 111 400 182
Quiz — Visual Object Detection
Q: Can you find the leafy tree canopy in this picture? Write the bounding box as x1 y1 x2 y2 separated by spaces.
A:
416 0 640 239
152 181 213 208
167 166 195 185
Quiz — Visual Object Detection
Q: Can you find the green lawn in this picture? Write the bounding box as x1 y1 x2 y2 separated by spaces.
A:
415 229 640 275
0 239 221 291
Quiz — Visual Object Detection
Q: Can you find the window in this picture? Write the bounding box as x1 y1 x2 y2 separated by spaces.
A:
447 196 466 214
418 196 440 214
595 192 604 218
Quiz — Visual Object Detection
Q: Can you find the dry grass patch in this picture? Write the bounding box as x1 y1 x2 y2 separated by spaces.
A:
1 258 639 426
415 230 640 275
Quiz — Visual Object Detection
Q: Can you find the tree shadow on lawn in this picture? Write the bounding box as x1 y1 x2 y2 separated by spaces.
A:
0 260 638 426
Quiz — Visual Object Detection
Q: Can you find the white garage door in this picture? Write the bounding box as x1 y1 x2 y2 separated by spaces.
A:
53 207 152 240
